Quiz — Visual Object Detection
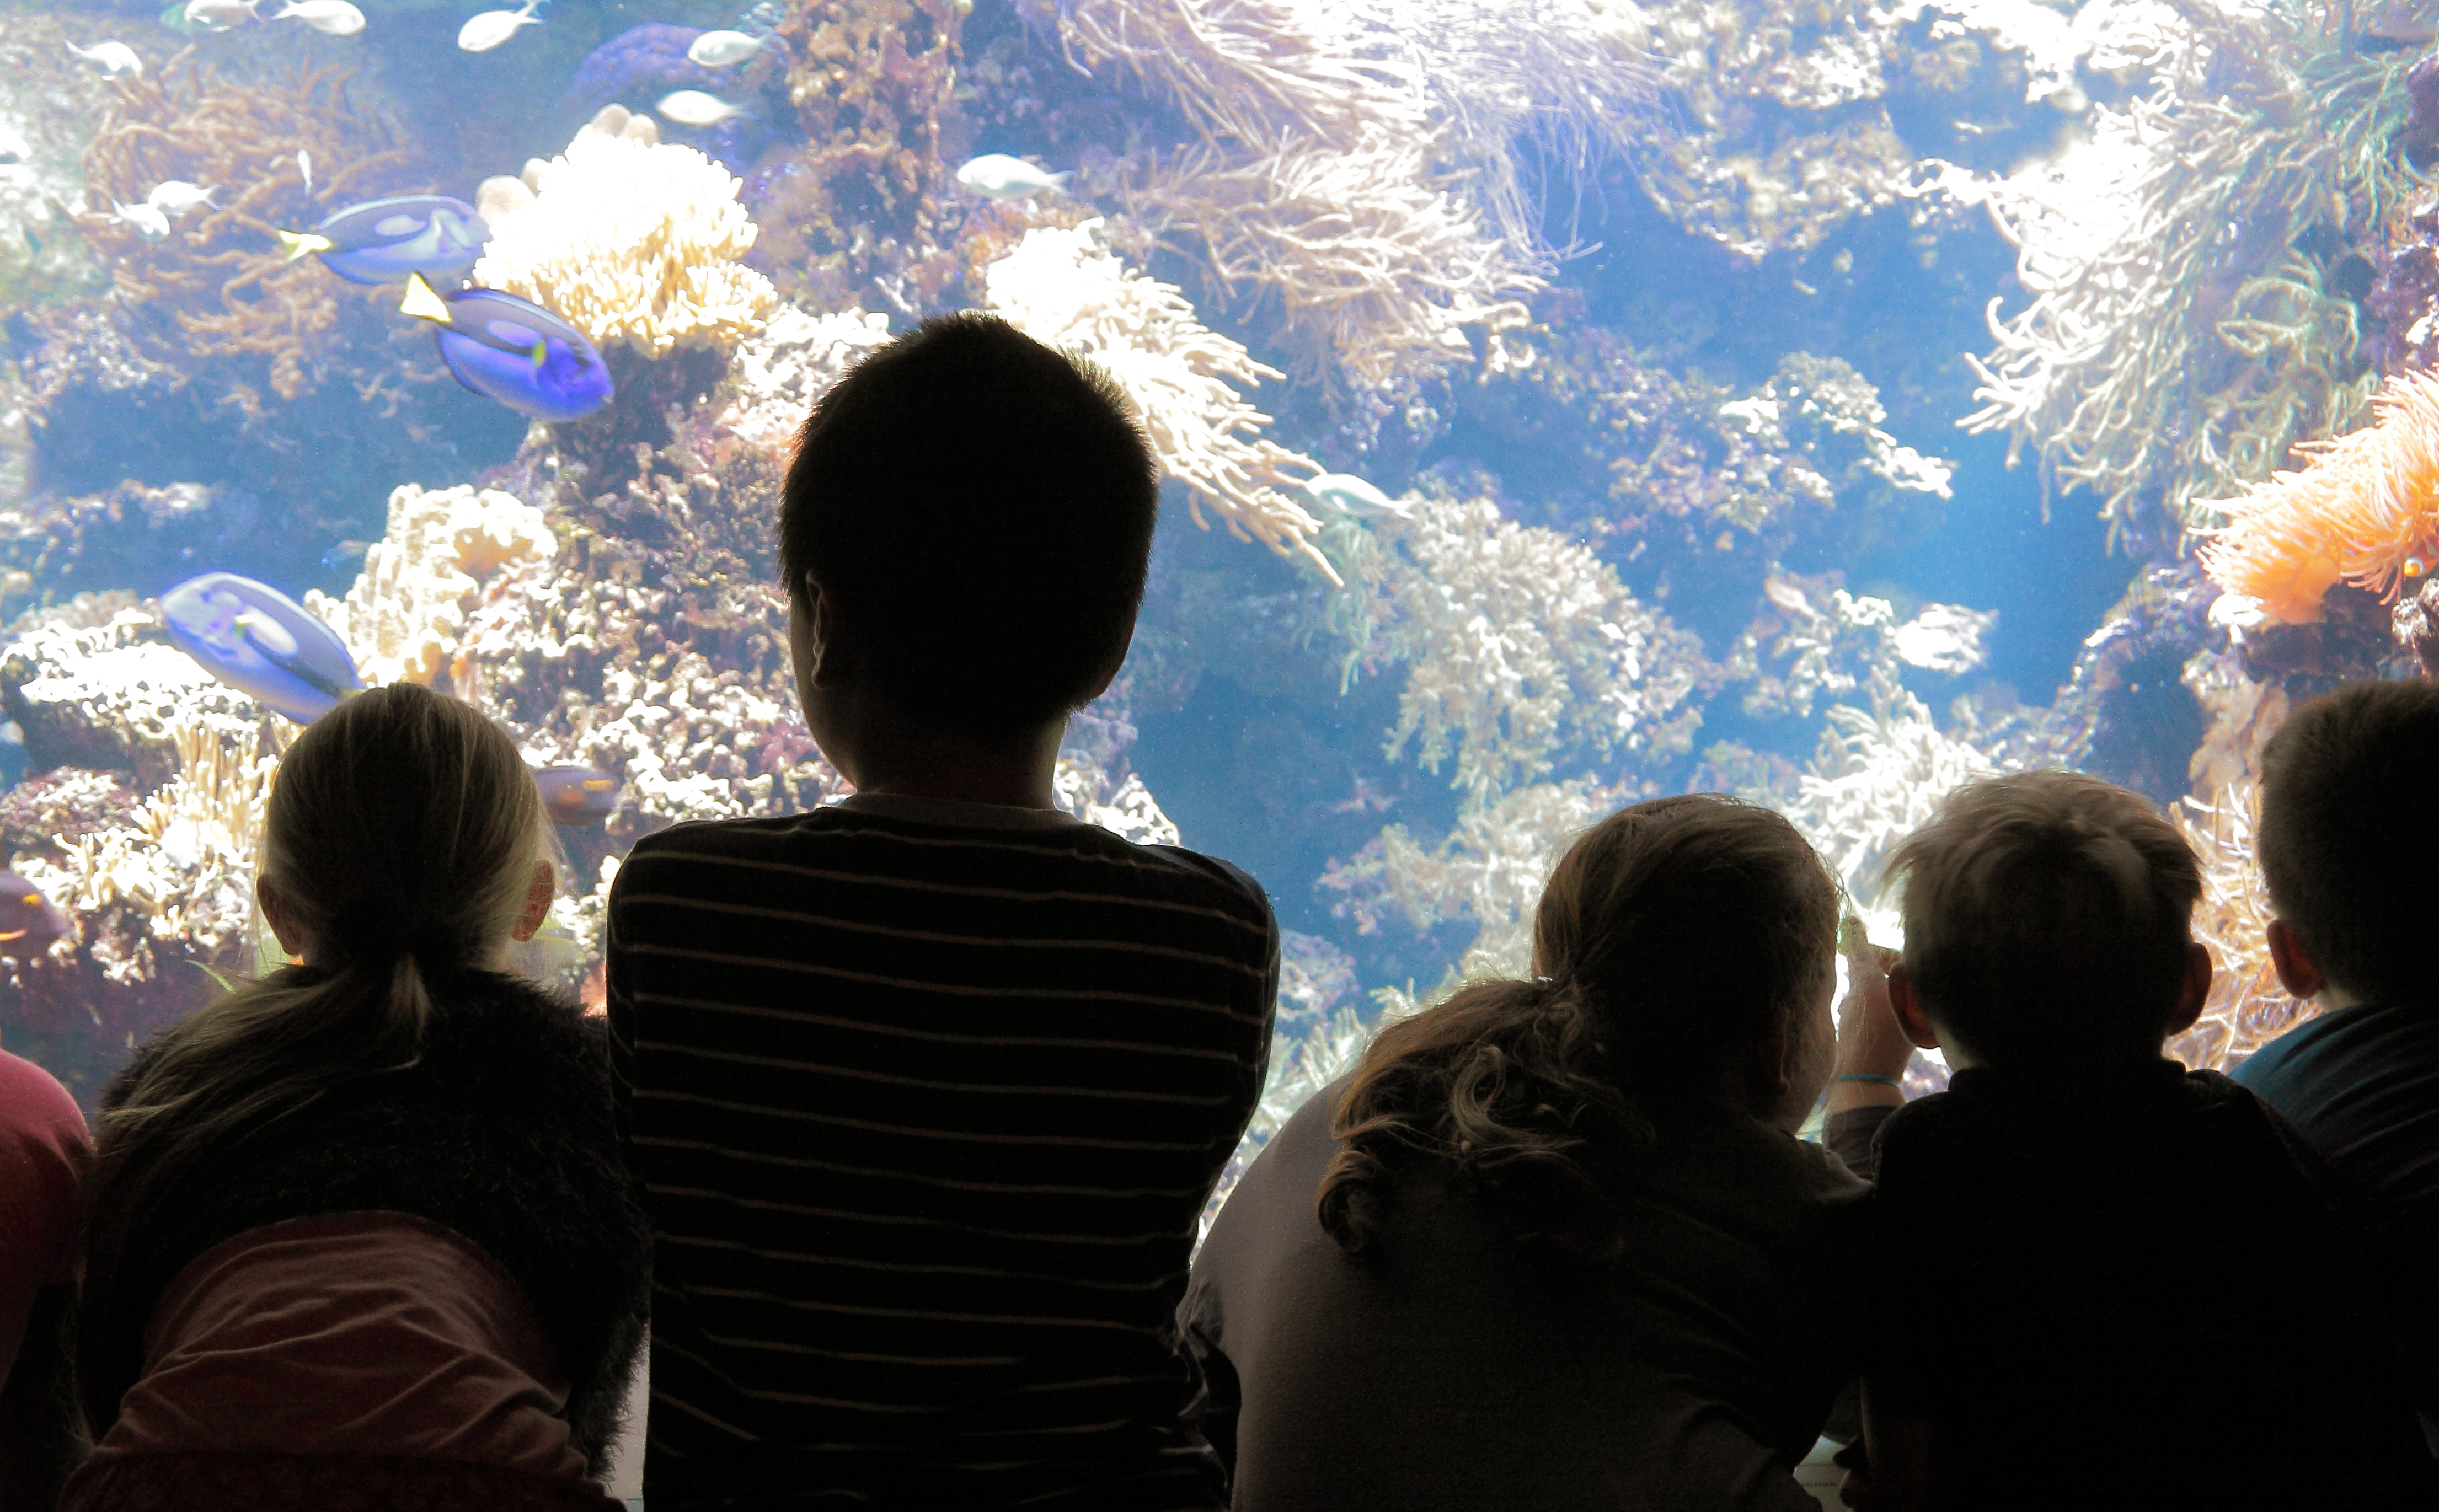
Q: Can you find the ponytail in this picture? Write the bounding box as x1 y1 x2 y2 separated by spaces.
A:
79 684 553 1425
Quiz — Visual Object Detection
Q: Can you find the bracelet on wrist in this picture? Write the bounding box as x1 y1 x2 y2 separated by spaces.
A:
1833 1073 1900 1086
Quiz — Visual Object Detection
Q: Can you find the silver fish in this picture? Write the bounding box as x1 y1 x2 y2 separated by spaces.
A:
182 0 259 30
655 89 753 127
955 153 1069 201
686 29 763 66
109 199 172 238
272 0 363 34
146 180 219 217
67 40 143 77
297 149 313 194
1304 471 1415 522
458 0 541 52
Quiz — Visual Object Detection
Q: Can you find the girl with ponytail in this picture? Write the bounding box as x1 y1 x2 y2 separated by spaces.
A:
1184 795 1866 1511
63 683 648 1512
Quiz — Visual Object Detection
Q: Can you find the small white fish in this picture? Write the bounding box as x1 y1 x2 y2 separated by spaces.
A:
1762 575 1821 623
655 89 753 127
182 0 259 30
686 29 763 67
67 40 144 77
1304 471 1414 522
109 199 172 238
955 153 1069 201
145 180 219 217
297 149 313 194
458 0 541 53
272 0 363 34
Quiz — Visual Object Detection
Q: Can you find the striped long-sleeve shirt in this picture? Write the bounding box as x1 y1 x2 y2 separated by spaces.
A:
604 792 1278 1509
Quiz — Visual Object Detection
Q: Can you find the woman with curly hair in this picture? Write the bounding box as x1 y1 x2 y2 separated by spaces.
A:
1183 795 1879 1511
62 683 649 1512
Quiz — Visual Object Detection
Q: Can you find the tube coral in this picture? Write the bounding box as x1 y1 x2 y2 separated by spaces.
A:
77 47 429 404
472 109 779 355
2196 368 2439 626
980 218 1335 578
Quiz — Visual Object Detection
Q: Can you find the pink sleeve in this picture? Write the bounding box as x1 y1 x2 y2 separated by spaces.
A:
0 1050 90 1395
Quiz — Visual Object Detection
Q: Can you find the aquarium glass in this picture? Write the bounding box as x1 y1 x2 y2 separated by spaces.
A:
1 0 2426 1179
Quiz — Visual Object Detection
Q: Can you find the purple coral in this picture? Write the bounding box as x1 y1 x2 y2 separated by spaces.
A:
563 24 730 117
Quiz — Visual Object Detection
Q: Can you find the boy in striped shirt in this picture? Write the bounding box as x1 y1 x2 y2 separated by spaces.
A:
605 313 1279 1509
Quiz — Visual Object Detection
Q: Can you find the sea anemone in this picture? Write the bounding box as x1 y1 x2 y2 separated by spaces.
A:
2197 369 2439 626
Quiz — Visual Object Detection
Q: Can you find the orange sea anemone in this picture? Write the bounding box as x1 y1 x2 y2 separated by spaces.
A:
2197 369 2439 625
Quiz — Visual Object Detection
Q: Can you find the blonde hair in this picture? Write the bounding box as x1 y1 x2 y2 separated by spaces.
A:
87 683 553 1247
1887 770 2199 1063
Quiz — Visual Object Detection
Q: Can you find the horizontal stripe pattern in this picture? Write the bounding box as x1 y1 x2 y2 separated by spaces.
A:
607 803 1274 1508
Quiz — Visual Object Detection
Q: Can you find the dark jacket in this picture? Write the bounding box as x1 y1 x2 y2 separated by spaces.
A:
74 970 650 1471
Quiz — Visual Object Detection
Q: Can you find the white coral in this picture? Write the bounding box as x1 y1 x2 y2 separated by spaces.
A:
311 484 557 688
718 304 893 452
1786 668 2000 914
473 117 779 353
980 219 1335 580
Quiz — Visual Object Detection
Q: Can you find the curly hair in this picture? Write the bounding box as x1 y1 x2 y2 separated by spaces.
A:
1317 795 1839 1266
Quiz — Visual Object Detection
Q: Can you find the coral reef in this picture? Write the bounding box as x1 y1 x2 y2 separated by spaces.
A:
1723 572 1995 722
308 483 557 688
77 48 431 406
0 600 265 790
1958 1 2412 541
2197 368 2439 627
2167 780 2312 1074
748 0 967 312
716 303 892 452
1122 131 1539 392
1320 490 1707 805
981 219 1334 577
0 14 113 313
2362 192 2439 376
1464 328 1954 589
1782 667 1999 911
473 111 779 356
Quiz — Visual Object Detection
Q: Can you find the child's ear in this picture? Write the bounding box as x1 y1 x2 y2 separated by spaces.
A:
2163 941 2211 1036
511 861 555 943
2265 918 2328 1000
1885 961 1943 1052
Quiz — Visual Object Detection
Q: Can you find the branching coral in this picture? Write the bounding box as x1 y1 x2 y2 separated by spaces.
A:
1723 573 1995 721
1121 130 1539 390
1320 491 1707 805
1956 1 2414 540
2195 368 2439 627
981 219 1334 577
1785 667 1999 909
77 47 431 404
1471 330 1954 572
473 110 779 355
308 483 557 687
1321 775 1611 983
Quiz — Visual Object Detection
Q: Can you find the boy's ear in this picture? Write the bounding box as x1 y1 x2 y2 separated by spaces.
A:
2163 940 2211 1036
803 578 854 690
1885 961 1943 1052
2265 919 2328 1000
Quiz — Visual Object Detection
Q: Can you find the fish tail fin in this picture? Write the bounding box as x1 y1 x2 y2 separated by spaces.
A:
400 273 451 323
1051 170 1073 190
276 228 331 262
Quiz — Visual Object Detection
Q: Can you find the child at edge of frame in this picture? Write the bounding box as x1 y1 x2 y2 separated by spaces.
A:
1831 769 2439 1512
602 312 1280 1511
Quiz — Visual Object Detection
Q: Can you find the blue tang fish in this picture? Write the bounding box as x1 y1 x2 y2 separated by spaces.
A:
277 195 489 287
532 765 619 827
161 572 363 723
402 274 613 423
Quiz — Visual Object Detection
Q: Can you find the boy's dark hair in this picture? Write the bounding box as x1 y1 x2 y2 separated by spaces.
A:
2258 679 2439 1004
780 312 1160 729
1887 770 2200 1064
